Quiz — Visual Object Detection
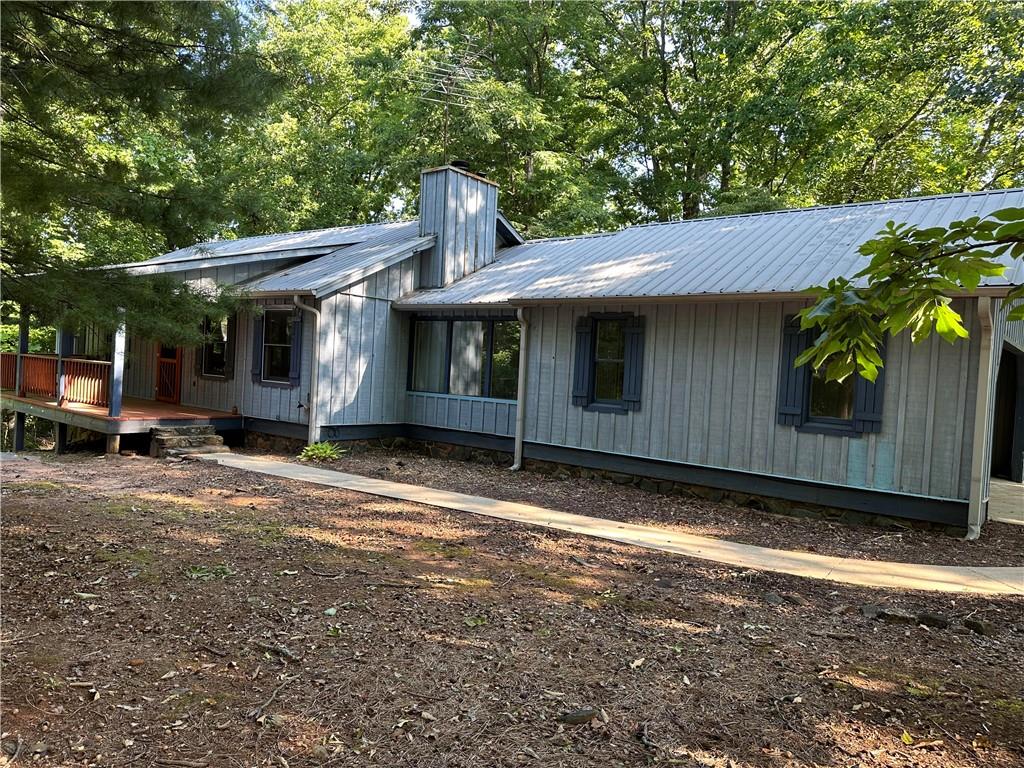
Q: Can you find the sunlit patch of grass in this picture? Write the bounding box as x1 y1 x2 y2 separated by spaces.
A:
164 689 237 717
94 546 161 582
582 589 668 616
990 697 1024 727
424 574 493 591
184 564 235 581
3 480 62 492
102 495 199 522
414 539 473 559
216 519 286 546
94 547 155 567
511 563 579 591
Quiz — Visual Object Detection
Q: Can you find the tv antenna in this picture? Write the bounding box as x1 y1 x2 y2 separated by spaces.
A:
413 39 486 162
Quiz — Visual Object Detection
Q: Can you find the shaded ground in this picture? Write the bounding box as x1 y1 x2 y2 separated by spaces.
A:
2 453 1023 768
294 446 1024 567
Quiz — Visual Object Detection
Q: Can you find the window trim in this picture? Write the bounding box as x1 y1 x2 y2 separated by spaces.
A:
777 315 884 439
199 316 230 380
574 312 637 415
588 315 629 412
406 314 520 401
801 369 857 436
261 309 293 385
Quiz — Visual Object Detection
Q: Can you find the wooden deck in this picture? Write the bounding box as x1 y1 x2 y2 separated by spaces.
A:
0 393 243 435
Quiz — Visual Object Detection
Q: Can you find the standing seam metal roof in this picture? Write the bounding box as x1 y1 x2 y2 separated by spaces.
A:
396 188 1024 306
239 221 431 296
138 220 416 266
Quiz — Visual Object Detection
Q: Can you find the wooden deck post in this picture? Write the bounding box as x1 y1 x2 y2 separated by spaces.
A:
15 307 29 396
56 328 74 403
55 422 68 455
14 413 26 451
105 434 121 454
108 312 126 418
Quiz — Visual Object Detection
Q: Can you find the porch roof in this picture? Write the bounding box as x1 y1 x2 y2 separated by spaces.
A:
238 223 434 297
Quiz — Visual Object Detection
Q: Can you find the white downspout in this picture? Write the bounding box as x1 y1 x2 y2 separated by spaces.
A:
966 296 994 540
293 295 321 445
510 307 529 470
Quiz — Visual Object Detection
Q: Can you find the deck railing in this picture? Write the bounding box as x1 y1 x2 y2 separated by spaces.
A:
0 352 16 390
64 359 112 407
5 353 114 408
20 354 59 398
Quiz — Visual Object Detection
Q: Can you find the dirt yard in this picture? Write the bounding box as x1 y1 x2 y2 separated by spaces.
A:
2 452 1023 768
284 445 1024 567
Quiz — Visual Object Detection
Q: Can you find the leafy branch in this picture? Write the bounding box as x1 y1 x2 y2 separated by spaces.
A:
797 207 1024 382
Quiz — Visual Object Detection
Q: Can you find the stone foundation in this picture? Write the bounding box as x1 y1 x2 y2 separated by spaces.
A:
319 435 957 534
244 431 308 455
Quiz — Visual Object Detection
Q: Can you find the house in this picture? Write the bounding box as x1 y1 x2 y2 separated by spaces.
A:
3 165 1022 536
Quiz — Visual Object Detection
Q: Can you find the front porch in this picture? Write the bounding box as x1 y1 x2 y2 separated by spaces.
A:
1 391 242 435
1 330 241 451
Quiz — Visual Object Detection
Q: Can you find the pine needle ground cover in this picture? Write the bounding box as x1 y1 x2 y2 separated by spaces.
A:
1 455 1021 767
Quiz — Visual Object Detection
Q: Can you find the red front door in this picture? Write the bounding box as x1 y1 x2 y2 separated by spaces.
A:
156 345 182 403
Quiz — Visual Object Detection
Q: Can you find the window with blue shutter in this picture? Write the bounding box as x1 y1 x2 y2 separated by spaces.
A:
572 313 645 413
777 315 885 436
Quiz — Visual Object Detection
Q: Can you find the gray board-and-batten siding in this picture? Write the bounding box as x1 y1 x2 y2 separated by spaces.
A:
117 252 991 526
516 299 981 506
321 294 984 520
125 261 315 426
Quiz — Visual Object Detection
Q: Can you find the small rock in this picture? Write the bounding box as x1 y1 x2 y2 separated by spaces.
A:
765 593 786 606
560 707 600 724
878 608 917 625
311 745 331 761
783 593 808 606
128 658 145 667
963 618 995 636
916 612 949 629
860 604 882 619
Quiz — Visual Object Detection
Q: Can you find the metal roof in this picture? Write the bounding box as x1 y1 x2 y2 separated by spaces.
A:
134 220 415 268
240 222 433 297
397 188 1024 307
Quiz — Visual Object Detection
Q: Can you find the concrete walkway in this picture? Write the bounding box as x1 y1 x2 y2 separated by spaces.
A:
989 478 1024 526
198 454 1024 596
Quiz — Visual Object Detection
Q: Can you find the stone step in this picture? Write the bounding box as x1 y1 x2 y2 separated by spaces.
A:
149 425 228 458
163 445 232 458
151 425 216 438
151 434 224 448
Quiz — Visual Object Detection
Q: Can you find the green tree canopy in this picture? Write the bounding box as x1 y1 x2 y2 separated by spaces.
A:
2 0 1022 341
1 1 277 342
797 207 1024 382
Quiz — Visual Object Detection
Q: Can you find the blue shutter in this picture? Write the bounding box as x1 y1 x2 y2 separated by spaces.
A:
251 313 264 382
571 316 594 406
288 311 303 387
622 315 645 411
777 316 810 426
853 338 886 434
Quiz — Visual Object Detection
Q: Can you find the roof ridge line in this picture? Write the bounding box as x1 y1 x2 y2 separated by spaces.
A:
168 218 417 255
517 187 1024 245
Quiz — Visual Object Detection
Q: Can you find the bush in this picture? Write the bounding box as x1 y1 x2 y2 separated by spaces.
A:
298 441 344 462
